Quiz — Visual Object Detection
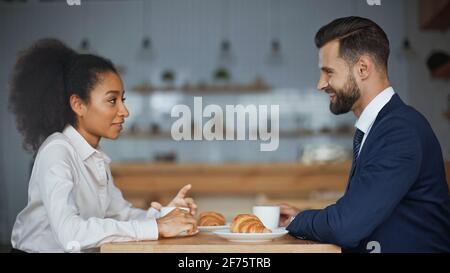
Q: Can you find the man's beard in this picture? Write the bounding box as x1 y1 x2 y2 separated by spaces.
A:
328 74 360 115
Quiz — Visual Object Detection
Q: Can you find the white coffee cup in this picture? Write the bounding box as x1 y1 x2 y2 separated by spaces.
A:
160 206 190 217
252 205 280 230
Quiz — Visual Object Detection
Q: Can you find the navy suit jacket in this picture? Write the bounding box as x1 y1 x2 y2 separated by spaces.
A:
287 94 450 253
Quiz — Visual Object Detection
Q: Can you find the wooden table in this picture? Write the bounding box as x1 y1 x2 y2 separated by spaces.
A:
100 232 341 253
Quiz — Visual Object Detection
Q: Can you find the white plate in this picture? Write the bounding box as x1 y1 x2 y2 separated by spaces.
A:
198 224 230 232
213 228 288 242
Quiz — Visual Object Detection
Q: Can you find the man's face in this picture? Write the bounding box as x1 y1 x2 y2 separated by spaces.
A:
317 40 360 115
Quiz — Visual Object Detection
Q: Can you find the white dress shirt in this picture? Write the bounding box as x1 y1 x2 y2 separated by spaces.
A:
11 125 159 253
355 86 396 154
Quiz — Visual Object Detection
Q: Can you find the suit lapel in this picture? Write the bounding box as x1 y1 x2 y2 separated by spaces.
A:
345 94 405 192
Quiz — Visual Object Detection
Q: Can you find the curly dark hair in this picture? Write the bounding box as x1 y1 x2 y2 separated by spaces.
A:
8 38 117 154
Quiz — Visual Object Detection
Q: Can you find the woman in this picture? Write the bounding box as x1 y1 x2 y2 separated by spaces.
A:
9 39 198 252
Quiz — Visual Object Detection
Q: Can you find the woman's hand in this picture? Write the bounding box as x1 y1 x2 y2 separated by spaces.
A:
151 184 197 216
279 203 300 227
156 208 198 238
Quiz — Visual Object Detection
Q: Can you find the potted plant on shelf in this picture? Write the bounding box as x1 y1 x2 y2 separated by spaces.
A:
214 67 231 83
161 69 176 90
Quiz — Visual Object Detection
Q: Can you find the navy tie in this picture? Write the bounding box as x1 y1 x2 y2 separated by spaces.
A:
353 128 365 164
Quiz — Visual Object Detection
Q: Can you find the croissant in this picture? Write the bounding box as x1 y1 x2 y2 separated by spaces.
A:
198 211 226 226
230 214 272 233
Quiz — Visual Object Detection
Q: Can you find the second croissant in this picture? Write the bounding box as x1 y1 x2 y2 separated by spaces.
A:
230 214 272 233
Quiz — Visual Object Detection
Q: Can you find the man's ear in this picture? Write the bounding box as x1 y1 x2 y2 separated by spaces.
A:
69 94 86 118
355 55 372 80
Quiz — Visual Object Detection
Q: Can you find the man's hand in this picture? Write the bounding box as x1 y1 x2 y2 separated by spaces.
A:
279 203 300 227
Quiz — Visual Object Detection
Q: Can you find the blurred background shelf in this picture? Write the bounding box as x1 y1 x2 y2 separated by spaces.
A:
132 78 271 94
120 129 353 139
111 162 351 218
112 161 450 220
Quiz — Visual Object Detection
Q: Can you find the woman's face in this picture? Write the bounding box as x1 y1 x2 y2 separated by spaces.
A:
75 71 129 147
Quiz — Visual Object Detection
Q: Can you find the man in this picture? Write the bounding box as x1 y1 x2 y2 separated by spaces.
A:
281 16 450 253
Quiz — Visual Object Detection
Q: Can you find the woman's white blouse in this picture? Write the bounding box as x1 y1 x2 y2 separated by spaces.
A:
11 125 159 252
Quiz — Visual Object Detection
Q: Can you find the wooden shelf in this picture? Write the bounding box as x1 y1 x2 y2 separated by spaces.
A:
432 61 450 79
182 84 271 94
131 79 271 94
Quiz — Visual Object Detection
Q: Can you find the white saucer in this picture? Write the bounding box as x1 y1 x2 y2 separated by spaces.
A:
198 224 230 232
213 228 288 242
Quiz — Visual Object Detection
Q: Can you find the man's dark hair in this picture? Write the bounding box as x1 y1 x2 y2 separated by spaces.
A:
315 16 390 73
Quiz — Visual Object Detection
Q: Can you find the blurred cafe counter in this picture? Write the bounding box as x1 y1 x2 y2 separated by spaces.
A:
112 161 450 221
